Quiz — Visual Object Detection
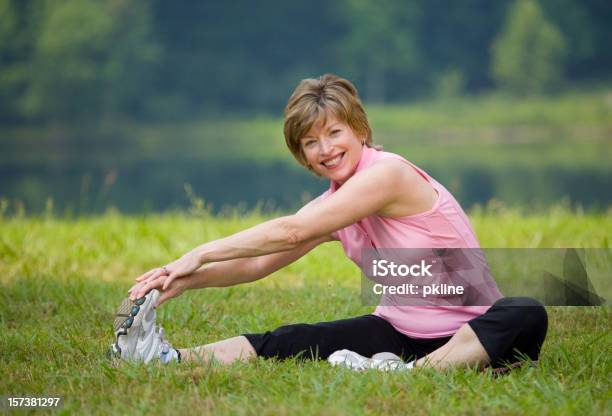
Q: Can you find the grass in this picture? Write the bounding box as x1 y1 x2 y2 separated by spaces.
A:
1 205 611 415
0 205 612 415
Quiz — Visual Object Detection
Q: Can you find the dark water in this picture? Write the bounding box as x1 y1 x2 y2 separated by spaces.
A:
0 159 610 214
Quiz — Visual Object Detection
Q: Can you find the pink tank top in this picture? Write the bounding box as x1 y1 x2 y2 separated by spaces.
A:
322 146 500 339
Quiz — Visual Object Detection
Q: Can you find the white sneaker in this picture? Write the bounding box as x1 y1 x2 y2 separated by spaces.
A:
109 289 179 364
328 350 412 372
328 349 372 371
371 352 412 371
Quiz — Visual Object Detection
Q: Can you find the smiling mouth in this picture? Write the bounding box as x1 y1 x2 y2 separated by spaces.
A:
321 152 345 169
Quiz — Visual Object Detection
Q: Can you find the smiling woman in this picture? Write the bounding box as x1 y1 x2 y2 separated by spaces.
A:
300 117 363 182
113 74 548 373
283 74 375 183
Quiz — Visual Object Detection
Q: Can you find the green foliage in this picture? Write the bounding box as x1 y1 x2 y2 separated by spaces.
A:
0 0 18 56
19 0 159 120
337 0 420 103
22 0 112 118
0 210 610 414
491 0 567 94
0 0 34 121
1 1 611 122
433 69 466 99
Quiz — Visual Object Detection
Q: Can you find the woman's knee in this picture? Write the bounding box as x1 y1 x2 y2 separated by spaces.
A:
496 296 548 335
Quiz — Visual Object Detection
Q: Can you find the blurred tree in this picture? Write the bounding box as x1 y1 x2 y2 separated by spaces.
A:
579 0 612 81
100 0 160 120
23 0 113 120
149 0 343 118
416 0 509 92
491 0 567 94
538 0 594 78
0 0 42 123
22 0 159 122
1 0 611 124
540 0 612 81
336 0 421 103
0 0 21 122
434 69 466 98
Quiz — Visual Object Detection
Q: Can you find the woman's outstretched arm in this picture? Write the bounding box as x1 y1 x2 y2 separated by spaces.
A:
131 195 333 301
136 159 406 293
189 234 332 289
132 235 331 305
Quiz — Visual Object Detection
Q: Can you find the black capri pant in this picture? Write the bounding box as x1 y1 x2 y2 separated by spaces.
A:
243 297 548 368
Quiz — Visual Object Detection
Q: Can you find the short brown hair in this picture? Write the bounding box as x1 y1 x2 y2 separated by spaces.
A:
283 74 374 170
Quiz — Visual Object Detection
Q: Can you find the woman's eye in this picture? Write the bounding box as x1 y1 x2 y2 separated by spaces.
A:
331 129 340 135
304 140 316 148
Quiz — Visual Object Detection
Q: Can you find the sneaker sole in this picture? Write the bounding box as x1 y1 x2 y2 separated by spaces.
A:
110 290 159 358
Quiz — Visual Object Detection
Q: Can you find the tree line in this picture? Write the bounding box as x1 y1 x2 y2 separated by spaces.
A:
0 0 610 124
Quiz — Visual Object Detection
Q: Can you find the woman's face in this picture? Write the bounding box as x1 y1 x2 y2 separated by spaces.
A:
300 114 364 184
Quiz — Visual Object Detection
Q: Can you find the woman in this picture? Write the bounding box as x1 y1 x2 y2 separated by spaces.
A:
111 74 548 371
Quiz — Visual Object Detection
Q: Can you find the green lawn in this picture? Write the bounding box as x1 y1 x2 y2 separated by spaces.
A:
1 207 611 415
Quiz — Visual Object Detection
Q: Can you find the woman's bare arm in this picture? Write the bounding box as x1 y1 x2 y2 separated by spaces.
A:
193 161 402 262
185 193 333 288
135 159 404 294
132 195 333 300
187 235 331 289
132 235 331 304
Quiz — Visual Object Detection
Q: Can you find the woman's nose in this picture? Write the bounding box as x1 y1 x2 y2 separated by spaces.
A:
319 138 333 155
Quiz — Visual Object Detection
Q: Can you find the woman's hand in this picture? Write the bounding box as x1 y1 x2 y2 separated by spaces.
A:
129 273 189 307
133 250 202 299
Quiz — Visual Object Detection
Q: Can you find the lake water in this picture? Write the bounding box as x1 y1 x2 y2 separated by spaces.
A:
1 158 610 215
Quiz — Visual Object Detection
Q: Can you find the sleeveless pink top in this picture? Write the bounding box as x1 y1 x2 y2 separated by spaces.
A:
322 146 498 339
